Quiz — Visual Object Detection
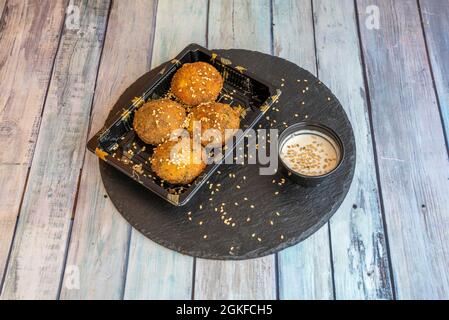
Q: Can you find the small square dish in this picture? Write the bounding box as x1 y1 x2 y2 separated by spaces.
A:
87 43 281 206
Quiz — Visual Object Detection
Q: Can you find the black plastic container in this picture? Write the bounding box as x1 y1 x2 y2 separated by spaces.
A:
278 122 344 187
87 43 281 206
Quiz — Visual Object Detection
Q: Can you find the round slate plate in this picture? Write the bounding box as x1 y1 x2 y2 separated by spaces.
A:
100 49 356 260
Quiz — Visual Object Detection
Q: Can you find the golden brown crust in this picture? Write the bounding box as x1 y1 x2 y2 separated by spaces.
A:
133 99 186 145
171 62 223 106
188 102 241 146
150 140 206 185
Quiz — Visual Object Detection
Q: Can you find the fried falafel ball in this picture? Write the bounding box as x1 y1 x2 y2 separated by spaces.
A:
188 102 241 146
133 99 186 145
171 62 223 106
150 139 207 185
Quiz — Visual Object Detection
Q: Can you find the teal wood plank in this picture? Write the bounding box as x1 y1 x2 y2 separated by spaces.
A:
357 0 449 299
420 0 449 145
59 0 157 300
123 0 208 300
314 0 392 299
193 0 277 300
0 1 83 299
273 0 334 300
0 0 67 293
1 0 110 299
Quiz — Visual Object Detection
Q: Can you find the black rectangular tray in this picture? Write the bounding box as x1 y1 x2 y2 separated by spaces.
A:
87 43 281 206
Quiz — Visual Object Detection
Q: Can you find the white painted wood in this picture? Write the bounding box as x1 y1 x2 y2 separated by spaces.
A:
273 0 334 300
194 0 276 300
123 0 208 300
314 0 392 299
358 0 449 299
60 0 157 300
1 0 110 300
0 164 27 281
420 0 449 144
0 0 67 298
0 0 65 165
195 257 276 300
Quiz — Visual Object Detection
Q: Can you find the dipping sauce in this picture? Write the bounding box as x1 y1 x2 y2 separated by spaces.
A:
280 129 340 177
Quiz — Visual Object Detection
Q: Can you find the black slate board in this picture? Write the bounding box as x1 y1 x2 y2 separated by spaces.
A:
99 49 356 260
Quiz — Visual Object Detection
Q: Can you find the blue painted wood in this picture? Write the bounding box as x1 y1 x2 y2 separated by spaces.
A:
1 0 110 299
0 0 67 294
314 0 393 299
59 0 157 300
357 0 449 299
273 0 334 300
123 0 208 300
420 0 449 146
194 0 277 300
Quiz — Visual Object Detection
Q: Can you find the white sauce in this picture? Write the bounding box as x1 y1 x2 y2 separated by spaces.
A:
280 130 340 176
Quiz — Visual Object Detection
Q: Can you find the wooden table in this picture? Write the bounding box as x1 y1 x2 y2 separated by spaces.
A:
0 0 448 300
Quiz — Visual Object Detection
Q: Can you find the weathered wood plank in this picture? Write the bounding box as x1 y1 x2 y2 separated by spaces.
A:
0 0 6 18
59 0 157 300
0 0 66 165
273 0 334 300
357 0 449 299
0 0 66 297
420 0 449 145
0 164 28 283
194 0 276 300
1 0 110 300
195 257 276 300
314 0 392 299
122 0 208 300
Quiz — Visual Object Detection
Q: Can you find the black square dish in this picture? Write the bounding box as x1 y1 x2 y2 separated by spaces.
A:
87 43 281 206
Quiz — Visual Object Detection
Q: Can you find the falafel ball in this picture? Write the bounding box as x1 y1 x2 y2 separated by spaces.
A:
171 62 223 106
133 99 186 145
188 102 241 146
151 139 206 185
